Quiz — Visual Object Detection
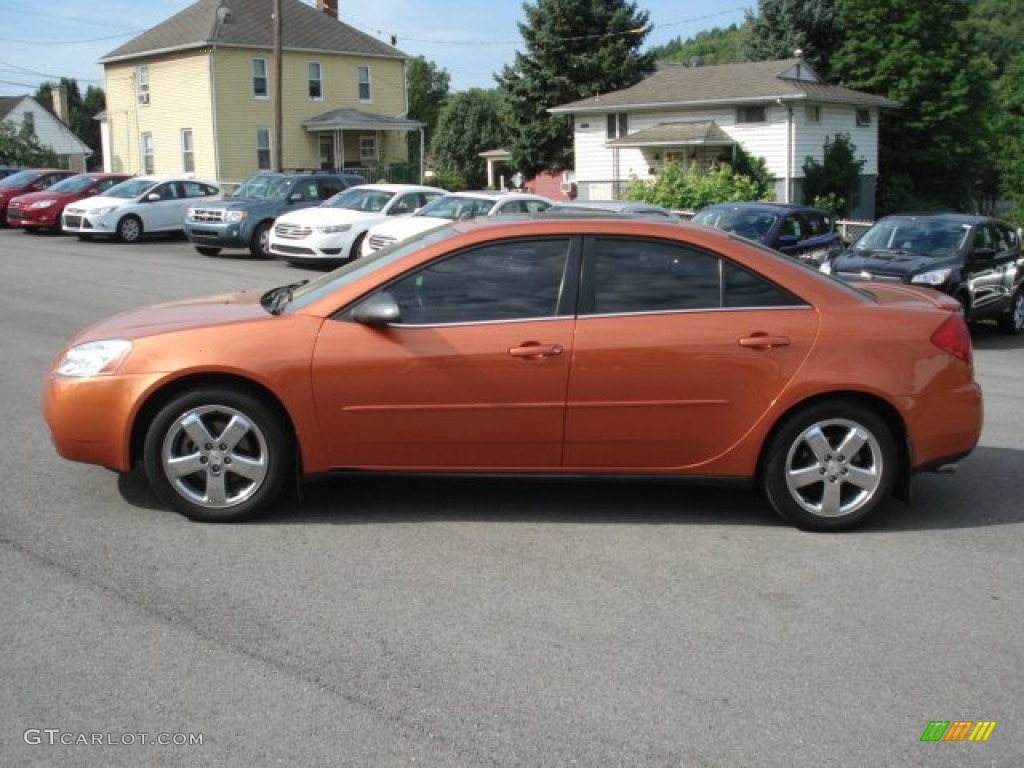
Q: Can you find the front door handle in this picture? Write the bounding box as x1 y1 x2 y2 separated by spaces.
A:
738 334 791 349
508 342 564 359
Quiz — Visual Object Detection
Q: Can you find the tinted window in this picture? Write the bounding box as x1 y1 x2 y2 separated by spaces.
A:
182 181 217 198
385 238 571 325
587 238 720 314
723 261 802 308
319 178 345 199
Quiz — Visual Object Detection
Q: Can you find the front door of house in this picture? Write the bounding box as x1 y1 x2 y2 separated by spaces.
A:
318 135 336 171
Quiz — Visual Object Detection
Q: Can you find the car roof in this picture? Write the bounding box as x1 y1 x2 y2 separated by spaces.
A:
443 190 548 200
345 183 446 193
876 212 991 225
698 202 830 215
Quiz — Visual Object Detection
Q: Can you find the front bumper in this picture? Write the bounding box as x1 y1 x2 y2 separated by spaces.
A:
268 231 357 263
184 221 253 250
9 205 60 229
62 211 118 235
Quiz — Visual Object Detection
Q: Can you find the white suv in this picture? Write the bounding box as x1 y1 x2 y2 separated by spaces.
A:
267 183 446 266
360 191 552 256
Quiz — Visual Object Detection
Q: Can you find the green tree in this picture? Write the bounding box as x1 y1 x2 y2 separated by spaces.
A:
34 78 105 169
993 54 1024 224
430 89 513 189
0 121 60 166
405 56 450 175
626 162 773 211
649 24 748 66
833 0 994 212
802 134 865 216
743 0 842 80
496 0 655 178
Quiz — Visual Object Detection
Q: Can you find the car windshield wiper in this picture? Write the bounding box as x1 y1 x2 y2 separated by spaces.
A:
261 280 309 315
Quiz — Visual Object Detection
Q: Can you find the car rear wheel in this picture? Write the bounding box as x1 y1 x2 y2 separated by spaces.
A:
117 215 143 243
997 289 1024 335
195 246 222 257
760 400 896 531
143 389 291 522
250 221 272 259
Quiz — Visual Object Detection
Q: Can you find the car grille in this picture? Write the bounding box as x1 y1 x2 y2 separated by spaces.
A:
274 222 312 239
836 271 905 283
8 200 24 211
368 234 396 251
65 207 84 216
271 244 315 255
7 209 23 221
63 215 83 229
189 208 225 223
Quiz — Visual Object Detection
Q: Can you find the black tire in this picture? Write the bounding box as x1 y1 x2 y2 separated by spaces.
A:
349 232 366 261
143 388 291 522
116 215 143 243
997 289 1024 335
249 221 272 259
195 246 222 257
760 400 897 531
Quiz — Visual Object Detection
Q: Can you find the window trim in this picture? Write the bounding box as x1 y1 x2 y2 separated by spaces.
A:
137 65 150 105
181 128 194 174
736 105 767 125
606 113 628 139
358 65 372 102
359 135 378 163
856 108 871 127
805 104 821 123
308 61 323 101
256 127 272 170
252 58 269 99
141 132 154 175
22 111 35 134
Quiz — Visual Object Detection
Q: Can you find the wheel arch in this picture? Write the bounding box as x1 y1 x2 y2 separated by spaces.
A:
129 372 300 473
756 391 912 503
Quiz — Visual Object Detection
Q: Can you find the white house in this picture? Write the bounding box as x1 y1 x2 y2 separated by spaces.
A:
0 93 93 171
549 58 899 219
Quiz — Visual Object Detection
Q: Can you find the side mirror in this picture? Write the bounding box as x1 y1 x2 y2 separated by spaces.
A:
352 292 400 326
146 192 161 202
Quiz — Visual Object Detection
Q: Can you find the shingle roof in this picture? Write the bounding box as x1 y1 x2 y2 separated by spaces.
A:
100 0 403 64
607 120 735 148
0 96 26 120
550 59 899 113
302 108 423 131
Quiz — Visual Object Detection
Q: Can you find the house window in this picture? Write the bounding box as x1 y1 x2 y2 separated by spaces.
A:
806 105 821 123
856 108 871 126
358 65 371 102
308 62 323 100
253 59 268 99
736 105 766 124
606 113 628 139
141 132 154 174
257 128 272 170
137 65 150 105
359 135 377 162
22 112 35 135
181 129 194 173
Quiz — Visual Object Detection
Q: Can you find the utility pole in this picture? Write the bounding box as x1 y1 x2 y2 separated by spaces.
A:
272 0 283 172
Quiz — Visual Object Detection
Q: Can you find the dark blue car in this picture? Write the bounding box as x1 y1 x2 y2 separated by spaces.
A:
693 202 843 267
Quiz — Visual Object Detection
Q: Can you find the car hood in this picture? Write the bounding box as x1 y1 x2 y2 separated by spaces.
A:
72 291 271 343
369 216 450 239
69 195 135 211
277 207 384 225
11 190 77 205
830 248 959 277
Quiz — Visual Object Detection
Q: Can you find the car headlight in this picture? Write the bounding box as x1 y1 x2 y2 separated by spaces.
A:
91 205 119 216
224 210 248 222
911 268 952 286
315 223 351 234
56 340 133 377
29 200 56 209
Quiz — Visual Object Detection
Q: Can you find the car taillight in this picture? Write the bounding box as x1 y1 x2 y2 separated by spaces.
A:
930 313 972 364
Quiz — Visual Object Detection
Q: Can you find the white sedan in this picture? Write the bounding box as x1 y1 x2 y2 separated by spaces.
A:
61 176 221 242
267 184 446 266
360 191 552 256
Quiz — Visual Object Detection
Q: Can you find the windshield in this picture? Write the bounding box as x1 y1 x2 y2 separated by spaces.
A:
693 209 779 240
283 225 462 313
47 175 96 194
416 195 496 220
853 217 970 256
322 187 395 212
232 175 293 200
0 170 40 188
104 178 159 199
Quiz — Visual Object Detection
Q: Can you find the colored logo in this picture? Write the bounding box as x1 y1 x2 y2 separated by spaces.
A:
920 721 997 742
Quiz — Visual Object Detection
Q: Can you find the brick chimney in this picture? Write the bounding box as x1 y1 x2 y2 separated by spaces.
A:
316 0 338 19
50 84 70 124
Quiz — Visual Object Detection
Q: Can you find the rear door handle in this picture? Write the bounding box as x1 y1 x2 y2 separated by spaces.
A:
508 343 564 359
738 335 791 349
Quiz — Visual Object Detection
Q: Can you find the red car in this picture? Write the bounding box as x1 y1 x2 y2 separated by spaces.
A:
7 172 132 231
43 217 983 531
0 168 77 226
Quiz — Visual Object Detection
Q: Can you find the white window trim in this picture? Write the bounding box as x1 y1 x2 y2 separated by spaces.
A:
181 128 195 174
359 135 377 162
856 108 872 127
137 65 150 106
252 58 269 100
358 65 372 103
141 132 154 175
256 127 273 170
805 104 821 123
308 61 324 101
736 105 767 125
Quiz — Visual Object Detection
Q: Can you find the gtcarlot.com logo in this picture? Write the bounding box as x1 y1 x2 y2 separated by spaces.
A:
920 720 997 742
24 729 203 746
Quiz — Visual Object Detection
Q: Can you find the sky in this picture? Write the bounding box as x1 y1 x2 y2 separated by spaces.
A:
0 0 751 99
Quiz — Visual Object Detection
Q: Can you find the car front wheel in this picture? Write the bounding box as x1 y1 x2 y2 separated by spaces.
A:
143 389 291 522
250 221 272 259
760 400 897 531
117 215 143 243
998 289 1024 335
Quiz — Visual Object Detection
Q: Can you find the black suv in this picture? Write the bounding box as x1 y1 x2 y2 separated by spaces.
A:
183 171 365 258
823 213 1024 334
693 202 844 267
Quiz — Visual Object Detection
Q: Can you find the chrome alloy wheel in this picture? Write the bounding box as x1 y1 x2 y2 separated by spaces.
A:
160 404 269 509
783 418 884 518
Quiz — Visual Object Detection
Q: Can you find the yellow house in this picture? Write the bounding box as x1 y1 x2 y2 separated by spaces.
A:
98 0 421 185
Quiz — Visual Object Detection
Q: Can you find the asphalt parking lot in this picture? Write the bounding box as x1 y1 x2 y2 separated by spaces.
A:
1 227 1022 767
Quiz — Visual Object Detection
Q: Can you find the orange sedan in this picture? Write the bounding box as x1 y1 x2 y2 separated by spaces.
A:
43 217 983 530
